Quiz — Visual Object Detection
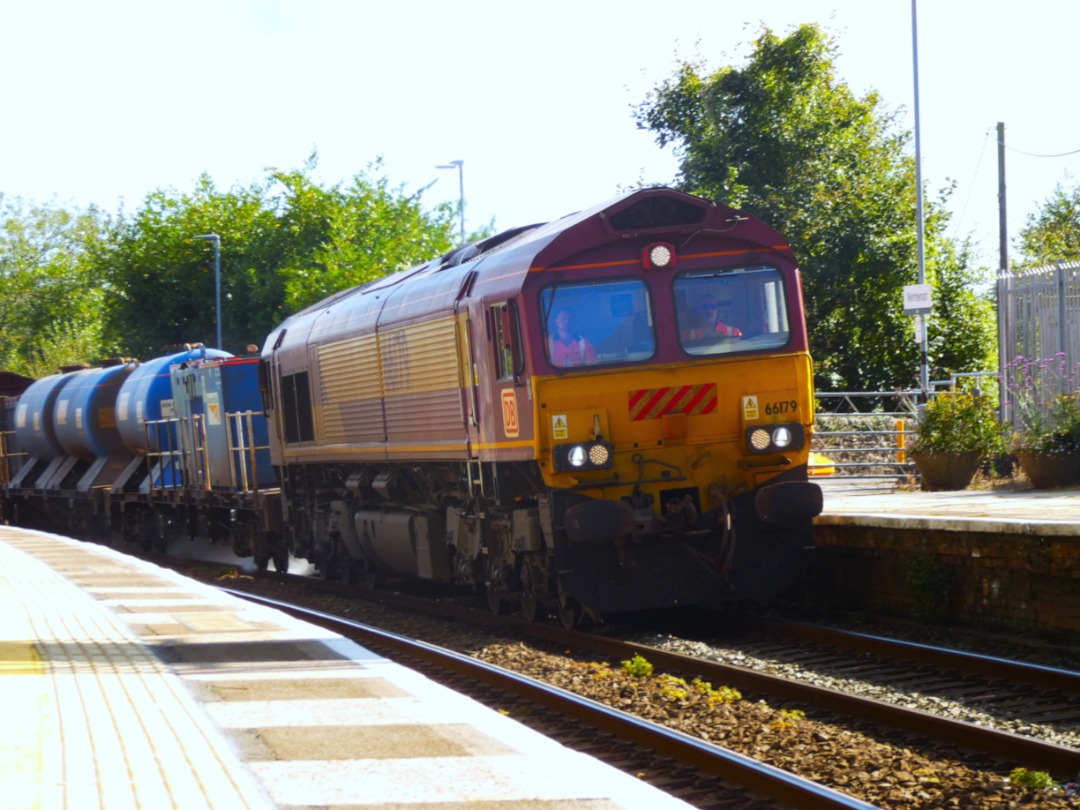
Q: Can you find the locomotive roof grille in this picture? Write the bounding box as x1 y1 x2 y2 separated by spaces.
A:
607 197 708 231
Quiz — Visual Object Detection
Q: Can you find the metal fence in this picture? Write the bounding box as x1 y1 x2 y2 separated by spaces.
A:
812 375 997 482
998 259 1080 425
813 391 919 481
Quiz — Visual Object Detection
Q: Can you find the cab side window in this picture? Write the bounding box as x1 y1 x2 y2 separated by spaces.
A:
489 302 518 381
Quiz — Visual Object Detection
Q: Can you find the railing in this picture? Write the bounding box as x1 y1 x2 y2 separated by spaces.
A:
143 416 192 491
226 410 272 492
0 430 26 485
813 391 920 481
148 410 272 494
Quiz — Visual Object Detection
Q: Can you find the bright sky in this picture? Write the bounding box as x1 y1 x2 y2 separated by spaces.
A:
2 0 1077 270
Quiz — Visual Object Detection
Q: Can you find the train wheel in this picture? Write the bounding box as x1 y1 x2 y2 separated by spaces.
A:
518 564 547 623
141 512 167 554
485 584 510 616
556 577 580 629
520 591 546 623
272 548 290 574
338 562 360 585
557 599 581 631
362 560 384 590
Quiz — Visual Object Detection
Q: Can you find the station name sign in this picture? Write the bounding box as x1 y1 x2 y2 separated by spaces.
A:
903 283 932 315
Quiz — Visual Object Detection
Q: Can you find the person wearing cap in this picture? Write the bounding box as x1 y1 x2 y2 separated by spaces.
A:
682 294 743 340
548 307 597 366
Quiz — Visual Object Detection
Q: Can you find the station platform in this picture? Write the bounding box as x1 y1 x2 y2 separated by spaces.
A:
0 526 694 810
816 479 1080 535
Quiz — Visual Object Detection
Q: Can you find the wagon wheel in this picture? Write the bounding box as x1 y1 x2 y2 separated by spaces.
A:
338 561 360 585
362 560 384 590
271 546 290 574
141 511 166 554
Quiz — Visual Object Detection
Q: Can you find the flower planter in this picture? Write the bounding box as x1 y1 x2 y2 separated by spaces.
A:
911 450 983 491
1015 450 1080 489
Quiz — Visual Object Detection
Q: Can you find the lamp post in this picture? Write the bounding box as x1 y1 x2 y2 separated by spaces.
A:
911 0 929 396
436 159 465 246
193 233 222 349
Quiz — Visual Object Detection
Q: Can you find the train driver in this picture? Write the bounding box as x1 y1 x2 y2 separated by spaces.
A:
681 294 743 340
548 307 597 367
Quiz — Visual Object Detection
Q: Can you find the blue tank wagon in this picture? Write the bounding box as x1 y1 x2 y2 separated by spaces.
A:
9 370 78 490
115 345 231 491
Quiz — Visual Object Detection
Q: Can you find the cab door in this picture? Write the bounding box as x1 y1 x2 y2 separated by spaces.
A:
486 298 531 455
455 271 481 459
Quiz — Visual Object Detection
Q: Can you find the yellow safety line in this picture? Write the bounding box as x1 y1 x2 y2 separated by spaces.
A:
0 572 48 809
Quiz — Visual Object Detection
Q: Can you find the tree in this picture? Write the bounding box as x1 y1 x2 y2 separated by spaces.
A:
0 197 111 377
635 24 996 392
95 156 459 359
266 157 459 313
94 175 276 359
1019 180 1080 264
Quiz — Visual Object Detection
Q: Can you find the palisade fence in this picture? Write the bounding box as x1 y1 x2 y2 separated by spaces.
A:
998 259 1080 426
812 259 1080 481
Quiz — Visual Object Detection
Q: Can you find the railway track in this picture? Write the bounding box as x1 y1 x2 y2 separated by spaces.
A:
227 566 1080 769
225 587 875 810
625 617 1080 775
161 557 1080 807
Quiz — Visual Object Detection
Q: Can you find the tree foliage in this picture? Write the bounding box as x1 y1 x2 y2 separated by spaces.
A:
266 158 459 313
635 23 996 391
0 197 111 377
93 156 458 360
1019 180 1080 265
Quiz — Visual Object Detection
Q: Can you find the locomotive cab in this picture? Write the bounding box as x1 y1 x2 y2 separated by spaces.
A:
517 192 822 619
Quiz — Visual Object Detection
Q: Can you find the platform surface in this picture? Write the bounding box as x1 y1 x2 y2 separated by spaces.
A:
817 479 1080 535
0 526 694 810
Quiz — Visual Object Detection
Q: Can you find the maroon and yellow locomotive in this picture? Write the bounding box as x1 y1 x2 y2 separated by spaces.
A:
261 186 821 625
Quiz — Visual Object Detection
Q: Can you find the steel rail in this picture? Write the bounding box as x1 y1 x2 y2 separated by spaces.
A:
223 587 878 810
751 617 1080 695
543 627 1080 777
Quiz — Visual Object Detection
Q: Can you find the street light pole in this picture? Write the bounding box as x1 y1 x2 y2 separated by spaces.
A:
911 0 929 396
436 160 465 246
194 233 222 349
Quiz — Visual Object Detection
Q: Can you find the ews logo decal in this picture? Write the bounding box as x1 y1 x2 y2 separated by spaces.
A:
501 389 519 437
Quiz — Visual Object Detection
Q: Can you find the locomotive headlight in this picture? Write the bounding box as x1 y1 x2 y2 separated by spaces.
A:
553 440 616 473
642 242 676 269
588 443 611 466
745 423 806 455
749 428 772 450
772 426 793 448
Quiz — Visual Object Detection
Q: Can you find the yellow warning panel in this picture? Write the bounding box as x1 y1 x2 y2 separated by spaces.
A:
742 395 760 421
552 414 568 440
